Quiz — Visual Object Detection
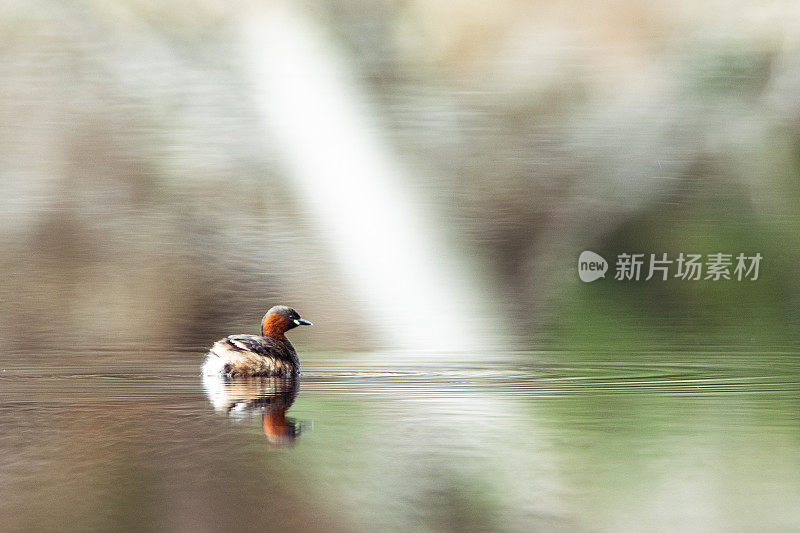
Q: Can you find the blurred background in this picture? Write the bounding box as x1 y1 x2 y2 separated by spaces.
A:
4 2 800 532
2 0 800 355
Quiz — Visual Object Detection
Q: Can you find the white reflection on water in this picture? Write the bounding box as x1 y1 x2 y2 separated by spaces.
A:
2 352 800 532
203 375 302 447
243 6 498 353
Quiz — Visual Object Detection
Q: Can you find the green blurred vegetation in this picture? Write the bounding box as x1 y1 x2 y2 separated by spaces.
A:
550 170 800 351
2 0 800 354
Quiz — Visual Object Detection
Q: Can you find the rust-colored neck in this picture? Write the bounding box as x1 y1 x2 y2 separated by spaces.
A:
262 410 291 439
261 313 289 340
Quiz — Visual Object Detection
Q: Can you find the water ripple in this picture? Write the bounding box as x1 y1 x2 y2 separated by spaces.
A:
0 354 797 404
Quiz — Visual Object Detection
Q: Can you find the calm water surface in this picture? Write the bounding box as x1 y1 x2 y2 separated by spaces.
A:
1 350 799 532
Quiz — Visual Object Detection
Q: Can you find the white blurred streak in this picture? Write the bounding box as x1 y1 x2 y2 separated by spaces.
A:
243 6 497 352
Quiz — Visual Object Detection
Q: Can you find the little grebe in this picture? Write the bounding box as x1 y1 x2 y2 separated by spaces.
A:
202 305 312 377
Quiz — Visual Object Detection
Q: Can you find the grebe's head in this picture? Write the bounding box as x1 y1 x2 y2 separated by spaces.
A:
261 305 312 338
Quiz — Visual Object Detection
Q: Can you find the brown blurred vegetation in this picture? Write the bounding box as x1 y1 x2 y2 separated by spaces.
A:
2 0 800 356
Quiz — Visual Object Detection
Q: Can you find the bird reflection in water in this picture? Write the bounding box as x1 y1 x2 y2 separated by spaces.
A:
202 375 303 447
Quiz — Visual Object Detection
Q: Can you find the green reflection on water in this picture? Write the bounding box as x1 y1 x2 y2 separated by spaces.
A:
0 351 799 532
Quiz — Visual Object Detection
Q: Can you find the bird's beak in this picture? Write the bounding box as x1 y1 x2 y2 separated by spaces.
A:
294 318 313 326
